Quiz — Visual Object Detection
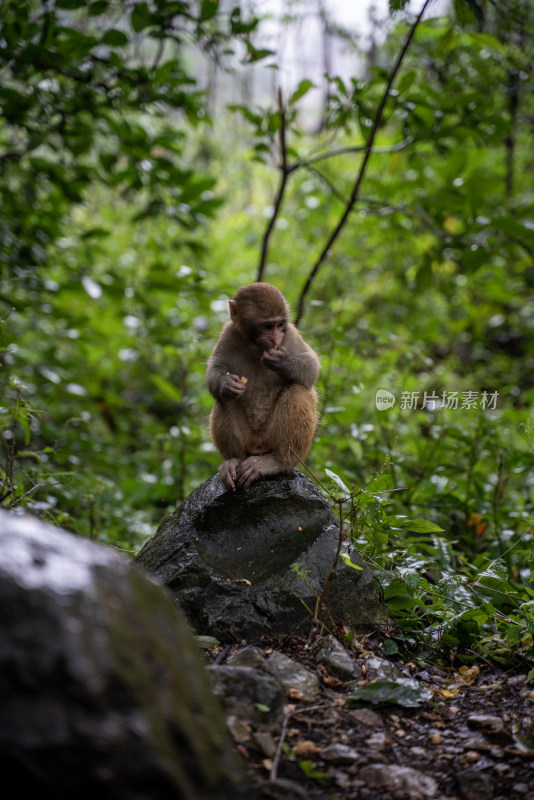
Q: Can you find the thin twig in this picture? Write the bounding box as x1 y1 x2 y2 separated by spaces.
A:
269 703 330 783
288 137 411 174
294 0 434 325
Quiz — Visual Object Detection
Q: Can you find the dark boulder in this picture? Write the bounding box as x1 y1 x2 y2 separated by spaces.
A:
0 510 252 800
136 471 385 640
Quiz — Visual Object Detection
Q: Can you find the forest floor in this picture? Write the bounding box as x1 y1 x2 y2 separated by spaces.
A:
204 630 534 800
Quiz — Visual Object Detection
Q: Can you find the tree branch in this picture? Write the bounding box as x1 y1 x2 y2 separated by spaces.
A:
294 0 434 325
256 88 289 282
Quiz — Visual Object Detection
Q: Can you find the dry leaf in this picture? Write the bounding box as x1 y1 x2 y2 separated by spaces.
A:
292 740 319 756
288 688 303 700
459 665 480 683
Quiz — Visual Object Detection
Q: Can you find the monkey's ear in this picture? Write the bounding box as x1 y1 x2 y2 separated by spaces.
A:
228 299 238 321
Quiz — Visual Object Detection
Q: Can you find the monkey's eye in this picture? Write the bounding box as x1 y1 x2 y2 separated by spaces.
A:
276 322 285 330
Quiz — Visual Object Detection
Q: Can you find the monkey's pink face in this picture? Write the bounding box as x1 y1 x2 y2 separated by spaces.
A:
254 318 287 350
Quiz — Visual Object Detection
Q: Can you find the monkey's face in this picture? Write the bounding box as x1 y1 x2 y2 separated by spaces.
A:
254 317 287 351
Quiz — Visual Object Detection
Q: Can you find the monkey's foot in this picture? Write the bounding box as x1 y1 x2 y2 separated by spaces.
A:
219 458 241 492
235 454 282 490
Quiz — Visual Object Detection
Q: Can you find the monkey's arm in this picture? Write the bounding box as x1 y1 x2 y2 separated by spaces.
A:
262 326 319 388
206 327 247 400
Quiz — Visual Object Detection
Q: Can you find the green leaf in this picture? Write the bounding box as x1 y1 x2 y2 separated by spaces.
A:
150 374 182 401
131 2 152 31
340 552 363 571
245 43 274 63
389 0 409 10
385 516 444 533
89 1 110 15
289 80 315 105
101 29 128 47
56 0 87 7
200 0 219 21
325 469 350 494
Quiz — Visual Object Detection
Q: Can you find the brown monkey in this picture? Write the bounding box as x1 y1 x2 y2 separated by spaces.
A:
206 283 319 491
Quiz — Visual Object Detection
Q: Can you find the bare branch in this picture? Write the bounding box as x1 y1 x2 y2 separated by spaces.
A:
256 88 290 282
294 0 434 325
289 137 411 174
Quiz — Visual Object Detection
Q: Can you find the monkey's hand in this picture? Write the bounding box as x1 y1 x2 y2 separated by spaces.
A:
219 458 241 492
218 372 246 399
262 346 288 371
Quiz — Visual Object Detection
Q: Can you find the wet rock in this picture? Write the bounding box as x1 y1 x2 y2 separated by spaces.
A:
359 764 438 799
316 634 361 680
208 665 284 723
135 472 385 639
321 743 360 763
264 650 320 696
457 767 493 800
0 510 252 800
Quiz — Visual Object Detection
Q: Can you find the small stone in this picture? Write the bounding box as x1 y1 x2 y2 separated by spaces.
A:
463 738 490 752
316 634 361 680
253 731 277 758
467 715 504 734
463 751 480 763
411 747 427 757
457 767 493 800
228 645 266 667
367 732 390 752
208 665 284 722
493 763 509 775
431 732 443 745
360 764 438 799
226 716 252 743
349 708 382 727
365 656 404 681
396 729 407 738
321 743 360 763
513 784 529 794
264 651 320 696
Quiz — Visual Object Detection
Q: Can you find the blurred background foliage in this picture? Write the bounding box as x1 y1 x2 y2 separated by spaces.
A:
1 0 533 665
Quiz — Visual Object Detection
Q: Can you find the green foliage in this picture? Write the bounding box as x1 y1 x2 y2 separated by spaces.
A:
0 0 533 666
0 0 257 275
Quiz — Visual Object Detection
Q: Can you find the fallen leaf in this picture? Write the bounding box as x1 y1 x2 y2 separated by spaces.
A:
292 740 320 757
288 688 303 700
438 689 459 698
458 665 480 683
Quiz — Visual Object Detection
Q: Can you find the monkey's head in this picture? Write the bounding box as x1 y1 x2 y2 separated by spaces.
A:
229 282 289 350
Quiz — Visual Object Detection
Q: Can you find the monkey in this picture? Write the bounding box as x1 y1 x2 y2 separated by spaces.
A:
206 282 320 492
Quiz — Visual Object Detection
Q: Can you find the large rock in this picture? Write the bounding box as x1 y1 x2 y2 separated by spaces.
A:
136 471 385 639
0 510 252 800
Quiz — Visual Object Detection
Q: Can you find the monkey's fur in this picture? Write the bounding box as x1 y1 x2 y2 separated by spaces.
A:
206 283 319 491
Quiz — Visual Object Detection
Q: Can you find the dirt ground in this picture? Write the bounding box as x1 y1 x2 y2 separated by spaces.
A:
204 630 534 800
